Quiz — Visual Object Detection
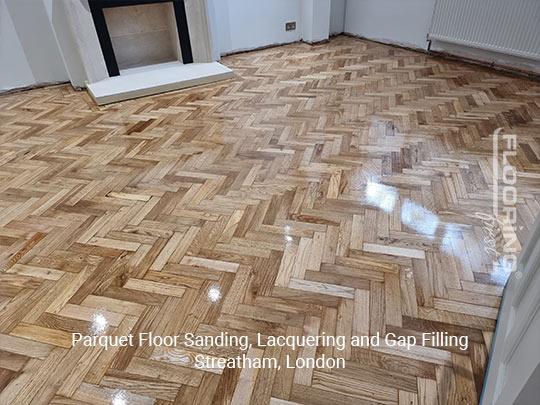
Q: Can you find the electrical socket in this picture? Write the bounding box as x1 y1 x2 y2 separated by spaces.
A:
285 21 296 31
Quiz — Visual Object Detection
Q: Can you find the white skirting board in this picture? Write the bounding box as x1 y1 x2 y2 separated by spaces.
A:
87 62 234 105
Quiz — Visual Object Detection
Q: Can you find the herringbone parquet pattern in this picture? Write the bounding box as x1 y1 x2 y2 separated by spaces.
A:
0 36 539 404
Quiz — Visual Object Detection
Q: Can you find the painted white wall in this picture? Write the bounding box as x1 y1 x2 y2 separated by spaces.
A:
210 0 341 54
210 0 304 55
0 0 68 92
344 0 434 49
330 0 346 35
302 0 315 43
0 0 34 91
302 0 331 43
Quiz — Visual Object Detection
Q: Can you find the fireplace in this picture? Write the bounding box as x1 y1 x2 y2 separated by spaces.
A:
52 0 233 104
89 0 193 77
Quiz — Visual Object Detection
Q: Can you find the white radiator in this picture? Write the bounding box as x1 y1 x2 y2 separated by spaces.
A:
428 0 540 61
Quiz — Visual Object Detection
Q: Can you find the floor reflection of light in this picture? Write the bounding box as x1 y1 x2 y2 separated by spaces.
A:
441 224 461 255
365 181 398 213
111 390 127 405
441 224 512 285
208 286 222 303
91 313 108 335
284 225 293 244
490 256 514 284
401 200 439 238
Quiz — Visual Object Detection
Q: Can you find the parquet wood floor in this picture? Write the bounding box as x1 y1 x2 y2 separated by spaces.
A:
0 36 539 404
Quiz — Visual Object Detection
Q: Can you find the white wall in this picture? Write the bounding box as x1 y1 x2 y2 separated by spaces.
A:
330 0 346 35
302 0 331 43
0 0 34 91
210 0 343 55
344 0 434 49
0 0 68 92
210 0 304 55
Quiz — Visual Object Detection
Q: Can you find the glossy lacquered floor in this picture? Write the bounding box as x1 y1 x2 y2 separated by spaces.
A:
0 36 539 404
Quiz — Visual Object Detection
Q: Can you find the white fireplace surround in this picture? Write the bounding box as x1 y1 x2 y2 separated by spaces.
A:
51 0 232 104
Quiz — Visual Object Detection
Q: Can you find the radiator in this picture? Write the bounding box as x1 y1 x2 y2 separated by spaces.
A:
428 0 540 61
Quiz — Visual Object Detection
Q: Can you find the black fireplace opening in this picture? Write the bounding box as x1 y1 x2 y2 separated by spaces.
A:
88 0 193 77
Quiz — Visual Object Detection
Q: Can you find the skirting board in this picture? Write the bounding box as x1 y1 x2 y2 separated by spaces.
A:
87 62 234 105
